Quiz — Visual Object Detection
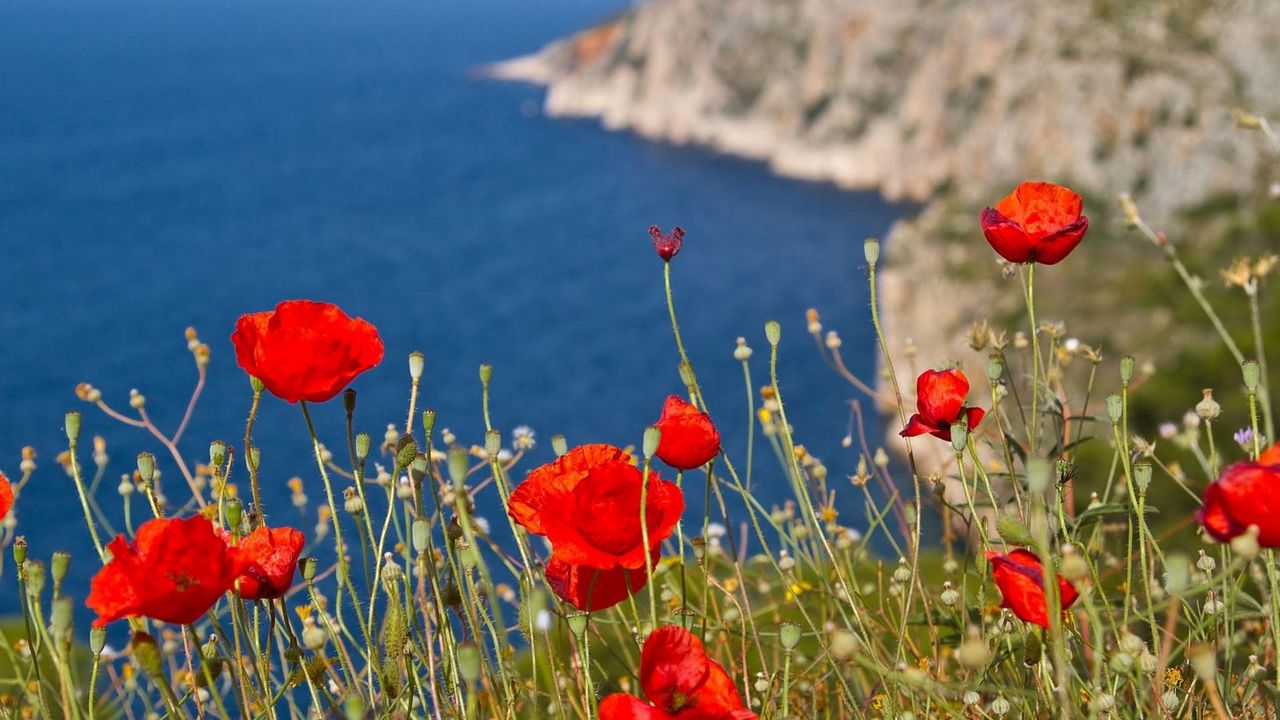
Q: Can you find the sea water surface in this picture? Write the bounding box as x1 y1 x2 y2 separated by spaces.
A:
0 0 902 624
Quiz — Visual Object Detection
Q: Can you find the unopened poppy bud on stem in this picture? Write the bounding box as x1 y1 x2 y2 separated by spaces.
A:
1243 360 1261 392
484 430 501 457
1105 395 1123 423
225 498 243 533
779 622 802 651
51 550 70 587
209 440 226 467
643 425 662 460
950 422 968 454
412 520 430 554
1133 463 1152 494
864 238 880 266
136 452 156 485
89 627 106 656
986 354 1004 383
355 432 371 461
342 388 356 415
65 411 82 443
421 409 436 436
300 556 317 581
1120 355 1136 384
765 320 781 346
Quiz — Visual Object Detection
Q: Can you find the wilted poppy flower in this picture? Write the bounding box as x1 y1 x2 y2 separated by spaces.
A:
0 472 12 522
649 225 685 262
981 182 1089 265
545 552 653 612
1199 446 1280 546
509 444 684 572
985 549 1080 629
654 395 721 470
900 369 985 442
229 526 306 601
87 516 239 627
599 625 756 720
231 300 384 404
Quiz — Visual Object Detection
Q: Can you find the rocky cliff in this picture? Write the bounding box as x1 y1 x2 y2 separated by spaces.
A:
489 0 1280 470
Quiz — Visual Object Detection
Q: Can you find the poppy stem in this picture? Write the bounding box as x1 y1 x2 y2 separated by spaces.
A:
1023 263 1041 455
244 387 263 522
639 457 660 632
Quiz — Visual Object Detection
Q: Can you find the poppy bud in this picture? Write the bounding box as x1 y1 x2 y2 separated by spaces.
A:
13 537 26 565
1133 463 1153 493
249 375 265 394
567 613 589 636
864 238 880 266
1243 360 1261 392
1120 355 1136 384
643 425 662 460
1196 389 1220 420
355 433 371 461
1105 395 1122 423
225 498 243 533
343 388 356 416
136 452 155 485
484 430 501 458
410 454 428 482
551 434 568 457
649 225 684 261
1163 554 1190 595
209 440 226 467
412 520 430 554
779 622 802 651
61 412 83 447
51 550 70 588
408 352 425 381
447 447 469 486
300 556 317 581
479 363 493 386
418 410 436 440
765 320 781 346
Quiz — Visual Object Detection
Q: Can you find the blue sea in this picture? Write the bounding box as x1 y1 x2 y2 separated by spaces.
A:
0 0 902 624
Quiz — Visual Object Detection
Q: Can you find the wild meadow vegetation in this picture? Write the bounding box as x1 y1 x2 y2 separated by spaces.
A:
2 117 1280 720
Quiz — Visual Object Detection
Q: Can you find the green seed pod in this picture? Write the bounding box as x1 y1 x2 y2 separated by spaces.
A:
13 537 27 565
408 351 425 381
25 560 46 598
779 622 802 651
65 411 82 444
566 613 589 637
986 354 1004 382
412 520 431 554
136 452 155 484
249 375 265 394
421 409 437 437
355 433 372 462
484 430 501 457
1243 360 1261 392
1133 463 1153 493
300 556 317 582
409 454 428 484
551 434 568 457
478 363 493 385
447 447 469 486
343 388 357 415
456 642 483 683
950 421 968 454
396 434 419 469
765 320 781 346
1105 394 1123 423
225 498 243 534
51 551 71 587
643 425 662 459
132 631 164 678
209 440 227 467
864 237 880 266
1120 355 1136 384
90 627 107 656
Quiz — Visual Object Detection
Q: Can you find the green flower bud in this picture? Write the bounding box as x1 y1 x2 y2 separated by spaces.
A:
65 411 82 444
421 409 437 437
765 320 781 346
25 560 46 597
1105 394 1123 423
136 452 155 484
864 237 880 266
343 388 357 416
13 537 27 565
447 447 469 486
551 434 568 457
51 551 71 587
643 425 662 459
1120 355 1136 384
300 556 317 582
90 627 107 656
408 351 425 381
779 622 802 651
249 375 265 394
478 363 493 385
355 433 372 461
225 498 243 534
412 520 430 554
484 430 501 457
986 354 1004 383
409 454 428 484
209 440 227 467
950 421 968 454
566 613 589 637
1133 463 1152 493
1243 360 1261 392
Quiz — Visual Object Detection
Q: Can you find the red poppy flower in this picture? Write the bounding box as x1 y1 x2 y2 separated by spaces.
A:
545 552 654 612
0 472 12 522
985 549 1080 630
87 516 239 628
229 526 306 601
509 444 684 571
1198 449 1280 546
599 625 756 720
900 369 985 442
650 225 685 262
231 300 384 404
981 182 1089 265
654 395 721 470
